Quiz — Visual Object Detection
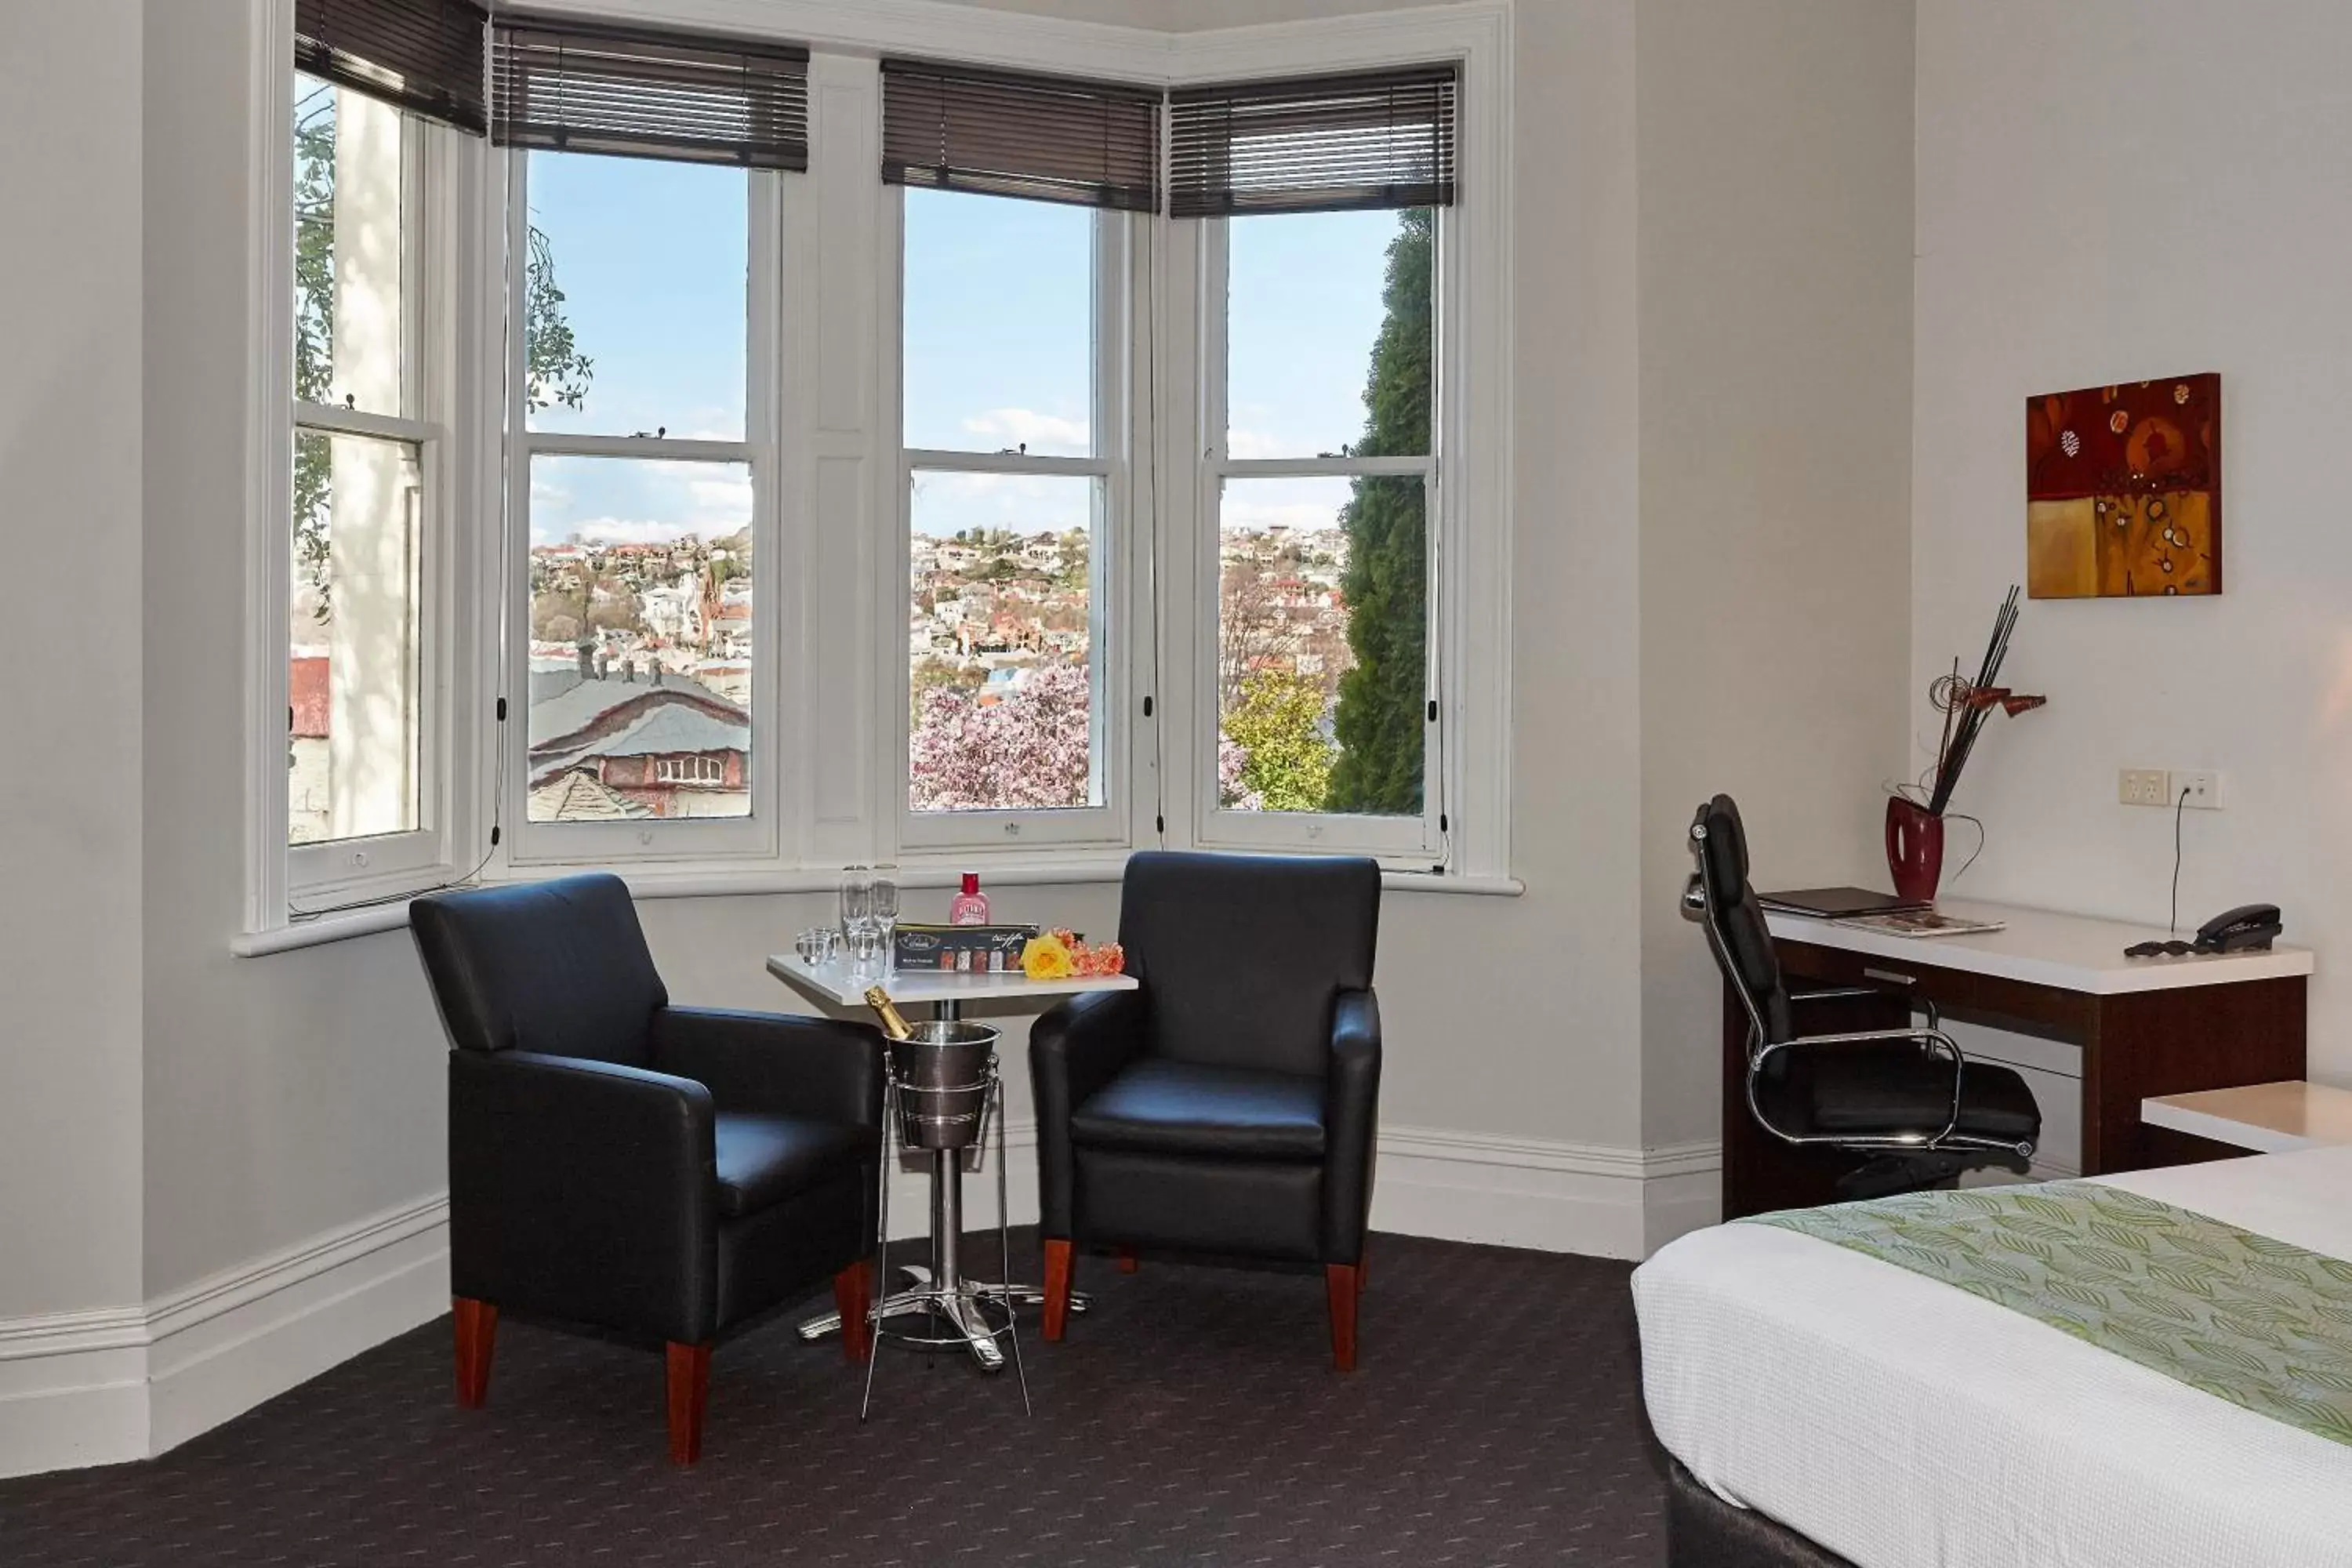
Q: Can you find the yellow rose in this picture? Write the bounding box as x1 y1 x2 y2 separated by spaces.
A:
1021 933 1075 980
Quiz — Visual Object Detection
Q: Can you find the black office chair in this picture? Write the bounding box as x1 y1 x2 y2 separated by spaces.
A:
410 873 883 1464
1030 851 1381 1370
1684 794 2039 1199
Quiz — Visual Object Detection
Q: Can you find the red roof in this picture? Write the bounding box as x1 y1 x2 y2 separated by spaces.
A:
291 655 329 739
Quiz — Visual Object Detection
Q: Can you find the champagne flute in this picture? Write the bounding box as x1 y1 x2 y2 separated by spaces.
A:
871 863 900 976
839 866 874 971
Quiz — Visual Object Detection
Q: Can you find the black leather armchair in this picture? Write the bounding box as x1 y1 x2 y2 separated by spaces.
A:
1685 794 2040 1200
410 874 883 1464
1031 851 1382 1370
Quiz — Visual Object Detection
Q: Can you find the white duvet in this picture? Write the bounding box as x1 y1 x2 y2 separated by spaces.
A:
1633 1145 2352 1568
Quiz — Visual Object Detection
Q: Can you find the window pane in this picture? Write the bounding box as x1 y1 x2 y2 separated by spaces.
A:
293 74 406 417
903 189 1095 456
908 470 1100 811
525 456 754 822
1226 208 1432 459
290 429 422 845
1218 474 1424 816
524 151 747 441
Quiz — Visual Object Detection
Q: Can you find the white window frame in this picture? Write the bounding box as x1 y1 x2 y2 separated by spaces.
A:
495 149 786 868
889 191 1135 855
1182 209 1446 863
248 0 478 931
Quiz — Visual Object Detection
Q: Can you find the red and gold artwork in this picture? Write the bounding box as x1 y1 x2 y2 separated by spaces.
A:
2025 375 2220 598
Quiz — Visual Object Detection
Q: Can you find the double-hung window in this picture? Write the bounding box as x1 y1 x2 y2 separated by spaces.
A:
491 17 805 862
273 0 486 911
885 62 1158 853
1175 68 1459 861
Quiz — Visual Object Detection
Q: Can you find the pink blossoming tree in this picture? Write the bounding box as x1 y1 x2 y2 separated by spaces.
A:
909 662 1094 811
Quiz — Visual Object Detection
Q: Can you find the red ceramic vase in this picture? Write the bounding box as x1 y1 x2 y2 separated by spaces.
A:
1884 797 1945 905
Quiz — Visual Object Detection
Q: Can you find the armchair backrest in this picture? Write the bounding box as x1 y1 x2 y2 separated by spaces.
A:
1686 794 1793 1049
411 873 669 1064
1118 851 1379 1079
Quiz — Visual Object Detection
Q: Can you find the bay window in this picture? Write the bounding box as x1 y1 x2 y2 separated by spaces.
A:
247 4 1509 944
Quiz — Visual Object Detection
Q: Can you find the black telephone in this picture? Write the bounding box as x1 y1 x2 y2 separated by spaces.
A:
2125 903 2283 958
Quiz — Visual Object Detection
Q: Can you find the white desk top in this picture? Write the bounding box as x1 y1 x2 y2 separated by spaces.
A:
1764 898 2313 996
765 950 1138 1011
2142 1080 2352 1154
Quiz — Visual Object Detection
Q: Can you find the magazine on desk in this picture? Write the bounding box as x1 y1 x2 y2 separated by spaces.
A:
1830 909 2008 938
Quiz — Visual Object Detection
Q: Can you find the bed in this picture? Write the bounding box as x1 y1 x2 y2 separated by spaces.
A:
1634 1145 2352 1568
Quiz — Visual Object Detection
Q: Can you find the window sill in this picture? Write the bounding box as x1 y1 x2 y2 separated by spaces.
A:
232 857 1523 957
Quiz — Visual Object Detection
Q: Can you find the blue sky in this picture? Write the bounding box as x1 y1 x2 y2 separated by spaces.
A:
522 155 1403 548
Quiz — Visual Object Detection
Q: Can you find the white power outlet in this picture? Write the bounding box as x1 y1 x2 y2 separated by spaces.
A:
2118 768 2171 807
2175 769 2223 809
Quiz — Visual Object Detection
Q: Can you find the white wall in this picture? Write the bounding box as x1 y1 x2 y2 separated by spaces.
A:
1635 0 1917 1150
1913 0 2352 1083
0 0 1933 1475
0 1 147 1323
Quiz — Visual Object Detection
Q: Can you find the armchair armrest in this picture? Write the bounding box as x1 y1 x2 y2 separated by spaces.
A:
1029 987 1148 1238
1747 1025 1964 1149
1322 988 1383 1263
448 1049 720 1344
652 1007 884 1131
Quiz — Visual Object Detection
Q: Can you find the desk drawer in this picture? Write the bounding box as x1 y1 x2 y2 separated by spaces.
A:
1780 941 1979 1012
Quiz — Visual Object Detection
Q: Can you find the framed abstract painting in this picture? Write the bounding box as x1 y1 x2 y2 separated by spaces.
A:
2025 374 2221 598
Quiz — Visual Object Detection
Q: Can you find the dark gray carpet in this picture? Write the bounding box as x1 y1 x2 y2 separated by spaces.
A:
2 1232 1664 1566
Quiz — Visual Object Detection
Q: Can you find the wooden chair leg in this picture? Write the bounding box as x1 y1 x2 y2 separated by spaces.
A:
1116 1247 1139 1274
452 1298 496 1410
666 1341 712 1465
833 1261 872 1365
1325 1265 1360 1373
1041 1239 1074 1342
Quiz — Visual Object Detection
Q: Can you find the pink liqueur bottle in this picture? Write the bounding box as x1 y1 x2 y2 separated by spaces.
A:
949 873 990 926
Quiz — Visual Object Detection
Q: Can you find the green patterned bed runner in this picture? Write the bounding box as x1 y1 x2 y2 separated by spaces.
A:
1748 1182 2352 1447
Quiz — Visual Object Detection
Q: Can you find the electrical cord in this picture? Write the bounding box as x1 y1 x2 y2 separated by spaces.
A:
2169 782 2190 935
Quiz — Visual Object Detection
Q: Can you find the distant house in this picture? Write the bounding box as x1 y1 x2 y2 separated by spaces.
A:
528 664 752 820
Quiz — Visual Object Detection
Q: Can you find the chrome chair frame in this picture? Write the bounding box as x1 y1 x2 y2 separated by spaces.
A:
1683 818 2034 1166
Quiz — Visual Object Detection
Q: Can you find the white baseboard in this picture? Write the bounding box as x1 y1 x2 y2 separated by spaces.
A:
1374 1127 1721 1260
0 1195 449 1482
0 1124 1721 1479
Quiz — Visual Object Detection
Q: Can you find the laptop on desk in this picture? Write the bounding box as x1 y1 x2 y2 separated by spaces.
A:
1756 886 1932 919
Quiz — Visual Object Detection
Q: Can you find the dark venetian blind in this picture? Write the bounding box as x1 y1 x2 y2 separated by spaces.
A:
880 60 1160 212
491 13 810 170
1168 65 1458 218
296 0 490 135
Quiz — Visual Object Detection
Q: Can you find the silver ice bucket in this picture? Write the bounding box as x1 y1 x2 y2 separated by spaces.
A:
887 1020 999 1151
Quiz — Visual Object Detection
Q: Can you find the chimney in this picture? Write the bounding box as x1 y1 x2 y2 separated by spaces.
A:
576 641 595 681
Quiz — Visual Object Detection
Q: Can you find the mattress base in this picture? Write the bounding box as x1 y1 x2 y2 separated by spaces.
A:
1667 1459 1856 1568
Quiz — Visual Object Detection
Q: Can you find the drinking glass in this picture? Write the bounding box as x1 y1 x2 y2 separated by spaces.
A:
871 864 900 975
839 865 874 937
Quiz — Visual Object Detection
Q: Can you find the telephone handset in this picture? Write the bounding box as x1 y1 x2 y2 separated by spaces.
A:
2124 903 2282 959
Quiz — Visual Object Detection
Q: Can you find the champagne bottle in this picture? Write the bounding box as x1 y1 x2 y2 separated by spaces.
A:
863 985 913 1041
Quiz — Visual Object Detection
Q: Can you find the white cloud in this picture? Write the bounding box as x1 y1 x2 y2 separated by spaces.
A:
1227 428 1286 459
566 517 704 546
1222 500 1346 532
960 407 1090 454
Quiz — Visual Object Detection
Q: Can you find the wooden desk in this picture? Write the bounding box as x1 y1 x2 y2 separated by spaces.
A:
1723 900 2313 1218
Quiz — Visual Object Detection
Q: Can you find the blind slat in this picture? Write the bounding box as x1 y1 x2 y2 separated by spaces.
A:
1168 66 1458 218
491 13 809 172
296 0 488 135
881 59 1160 214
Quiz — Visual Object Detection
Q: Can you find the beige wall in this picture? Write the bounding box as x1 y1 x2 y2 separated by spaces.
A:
1913 0 2352 1084
0 0 147 1320
1635 0 1918 1148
